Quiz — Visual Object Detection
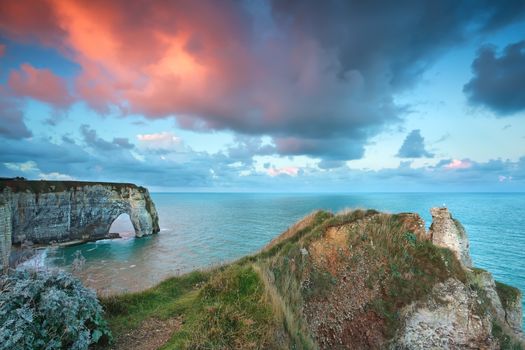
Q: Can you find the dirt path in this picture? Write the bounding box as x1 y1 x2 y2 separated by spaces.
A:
109 317 182 350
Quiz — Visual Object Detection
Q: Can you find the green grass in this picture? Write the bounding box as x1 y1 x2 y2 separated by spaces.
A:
102 270 210 335
102 265 286 349
165 264 282 349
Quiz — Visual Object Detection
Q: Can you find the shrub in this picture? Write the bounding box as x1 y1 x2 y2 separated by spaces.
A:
0 269 111 350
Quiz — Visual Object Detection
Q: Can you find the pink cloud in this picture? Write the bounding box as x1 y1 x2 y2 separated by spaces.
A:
0 1 394 141
137 132 181 150
8 63 74 107
267 166 299 177
0 44 5 57
443 159 472 170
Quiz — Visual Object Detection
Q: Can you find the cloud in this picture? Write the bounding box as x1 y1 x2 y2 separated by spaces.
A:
8 63 74 108
3 160 75 180
442 159 473 170
397 129 434 158
0 0 65 45
137 132 182 151
0 88 32 139
0 44 5 57
267 166 299 177
112 137 134 149
225 135 275 166
4 160 39 172
464 40 525 115
1 1 523 163
1 131 525 191
80 125 134 151
498 175 512 182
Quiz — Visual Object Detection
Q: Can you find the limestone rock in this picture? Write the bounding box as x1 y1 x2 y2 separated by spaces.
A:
429 207 472 267
505 296 524 338
474 269 506 323
0 197 12 272
0 180 160 269
394 278 496 349
495 280 524 339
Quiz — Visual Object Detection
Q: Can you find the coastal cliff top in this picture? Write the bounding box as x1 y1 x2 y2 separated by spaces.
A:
102 207 523 349
0 179 147 194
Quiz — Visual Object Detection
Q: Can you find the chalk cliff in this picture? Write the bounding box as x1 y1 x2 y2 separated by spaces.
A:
0 180 159 270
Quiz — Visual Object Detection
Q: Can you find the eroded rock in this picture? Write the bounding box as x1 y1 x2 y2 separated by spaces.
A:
0 180 160 270
394 278 496 349
0 198 12 272
495 280 524 338
429 207 472 267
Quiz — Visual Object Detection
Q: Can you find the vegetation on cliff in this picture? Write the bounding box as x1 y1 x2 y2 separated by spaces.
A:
100 209 523 349
0 179 146 194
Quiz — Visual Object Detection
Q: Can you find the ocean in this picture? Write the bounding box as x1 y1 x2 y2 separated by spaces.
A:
31 192 525 329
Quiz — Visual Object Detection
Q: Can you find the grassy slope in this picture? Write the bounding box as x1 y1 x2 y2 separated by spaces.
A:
101 209 521 349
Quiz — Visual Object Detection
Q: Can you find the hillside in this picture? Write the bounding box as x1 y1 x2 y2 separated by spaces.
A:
101 208 524 349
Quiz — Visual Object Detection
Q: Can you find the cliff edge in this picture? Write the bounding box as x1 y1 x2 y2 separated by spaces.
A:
0 180 159 271
103 207 523 349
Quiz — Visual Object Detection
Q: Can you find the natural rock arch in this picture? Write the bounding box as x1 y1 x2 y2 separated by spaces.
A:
0 180 160 270
109 213 135 236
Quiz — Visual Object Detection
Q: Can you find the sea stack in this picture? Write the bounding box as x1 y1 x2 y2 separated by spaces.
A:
429 207 473 267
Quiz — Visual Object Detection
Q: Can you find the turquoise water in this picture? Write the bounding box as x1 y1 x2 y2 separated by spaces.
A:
39 193 524 328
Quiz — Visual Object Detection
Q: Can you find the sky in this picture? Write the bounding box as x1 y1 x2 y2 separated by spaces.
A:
0 0 524 192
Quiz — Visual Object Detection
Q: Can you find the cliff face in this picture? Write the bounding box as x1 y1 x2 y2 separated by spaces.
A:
0 180 160 270
0 197 11 273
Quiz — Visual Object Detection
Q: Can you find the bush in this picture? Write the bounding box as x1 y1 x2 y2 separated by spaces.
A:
0 269 111 350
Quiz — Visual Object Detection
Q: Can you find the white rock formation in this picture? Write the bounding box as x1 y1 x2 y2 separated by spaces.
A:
429 207 472 267
0 180 160 270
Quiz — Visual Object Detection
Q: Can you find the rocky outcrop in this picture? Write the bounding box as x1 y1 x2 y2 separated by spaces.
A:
475 269 507 323
496 280 524 338
429 207 472 267
0 180 160 269
393 208 524 348
257 207 523 349
394 278 495 349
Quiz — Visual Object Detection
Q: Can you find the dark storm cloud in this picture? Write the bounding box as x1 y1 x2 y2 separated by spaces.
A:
464 40 525 115
0 92 32 140
80 125 134 151
274 136 366 162
270 0 525 88
397 129 434 158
